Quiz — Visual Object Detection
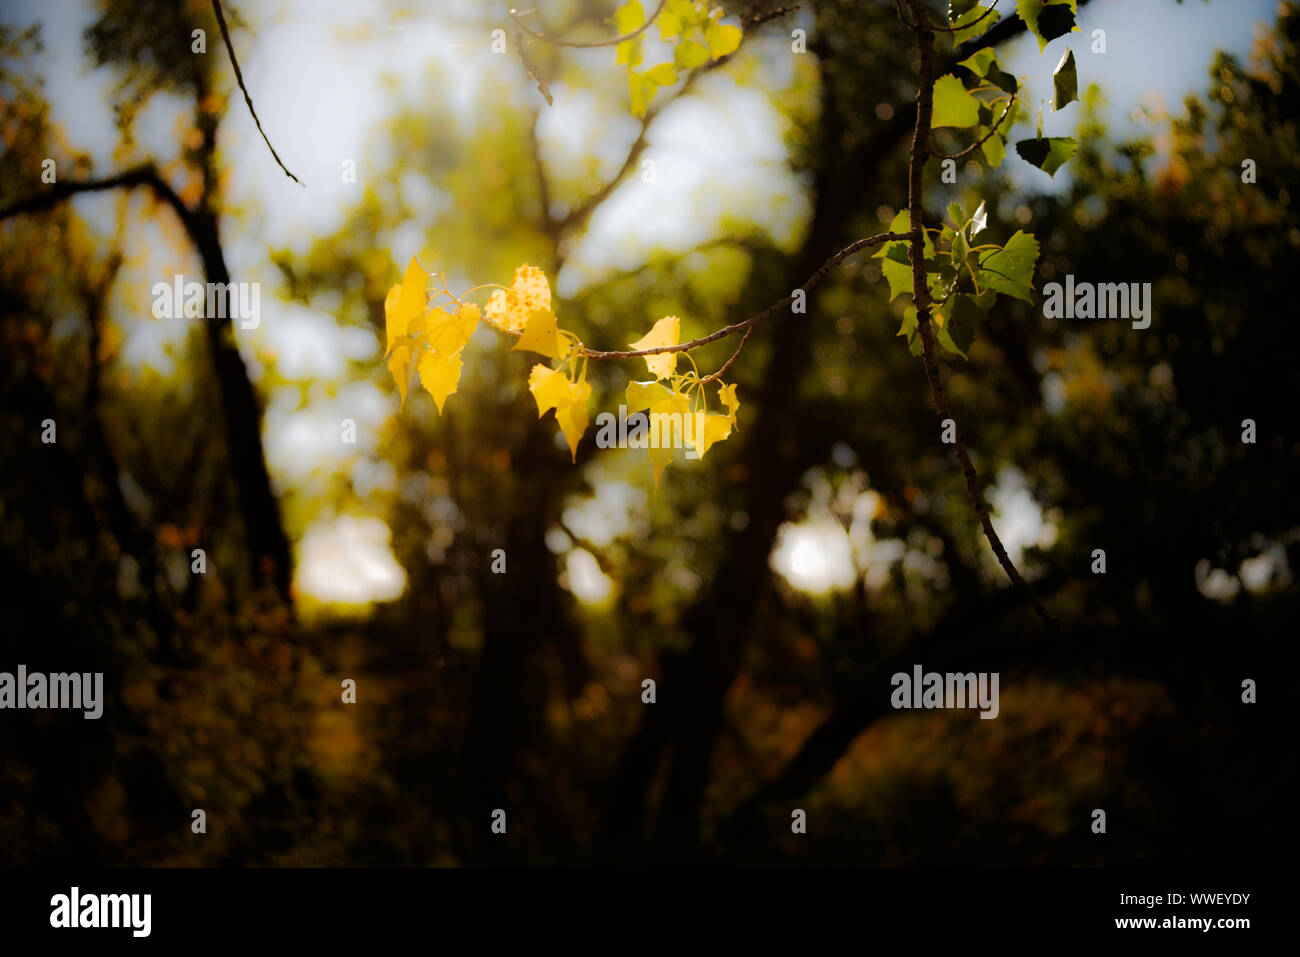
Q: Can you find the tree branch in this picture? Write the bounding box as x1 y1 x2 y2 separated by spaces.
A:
210 0 304 185
931 95 1016 160
577 231 908 362
510 1 668 48
0 165 188 226
903 0 1059 633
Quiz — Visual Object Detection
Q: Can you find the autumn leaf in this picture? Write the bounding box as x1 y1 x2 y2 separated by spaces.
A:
388 257 427 348
384 259 428 406
512 307 563 358
384 286 413 407
388 343 412 408
628 70 655 117
718 381 740 427
646 389 690 488
439 302 480 353
418 350 463 414
691 413 732 459
529 363 571 417
704 20 741 58
629 315 680 380
530 364 590 461
554 380 591 462
643 62 678 86
614 0 645 33
626 378 674 412
484 264 551 333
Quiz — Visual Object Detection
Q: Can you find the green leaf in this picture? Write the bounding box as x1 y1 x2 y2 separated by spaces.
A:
930 263 959 302
1015 0 1077 53
898 305 918 338
932 74 981 129
946 293 982 355
882 259 914 301
981 130 1007 167
908 329 924 356
673 38 710 69
1052 47 1077 110
986 62 1019 94
876 210 912 260
1014 136 1078 177
958 49 997 77
950 3 996 45
948 0 981 18
947 201 965 227
644 62 679 86
887 241 942 273
977 230 1040 303
937 324 969 359
950 229 969 266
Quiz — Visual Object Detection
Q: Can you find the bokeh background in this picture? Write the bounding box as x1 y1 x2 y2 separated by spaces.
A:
0 0 1293 866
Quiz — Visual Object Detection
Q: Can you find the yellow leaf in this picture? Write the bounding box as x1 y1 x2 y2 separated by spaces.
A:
530 366 590 461
646 390 690 488
626 379 674 413
614 0 645 33
704 21 741 59
718 381 740 427
648 443 672 489
554 379 591 462
628 70 653 118
629 315 680 380
484 264 551 333
388 343 412 409
528 363 570 418
616 36 643 67
388 257 427 350
422 304 479 355
692 413 733 459
383 285 402 353
643 62 678 86
512 307 563 358
418 350 463 414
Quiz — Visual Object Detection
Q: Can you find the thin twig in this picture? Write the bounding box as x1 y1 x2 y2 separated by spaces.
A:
742 4 800 28
510 16 553 105
927 0 1000 34
931 95 1016 160
210 0 304 186
903 0 1060 632
578 232 909 361
510 1 668 48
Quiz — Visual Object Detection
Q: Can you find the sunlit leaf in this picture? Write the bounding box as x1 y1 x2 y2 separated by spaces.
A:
629 315 681 379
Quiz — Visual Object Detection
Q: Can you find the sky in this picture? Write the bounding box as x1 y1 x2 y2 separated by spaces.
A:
2 0 1282 604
